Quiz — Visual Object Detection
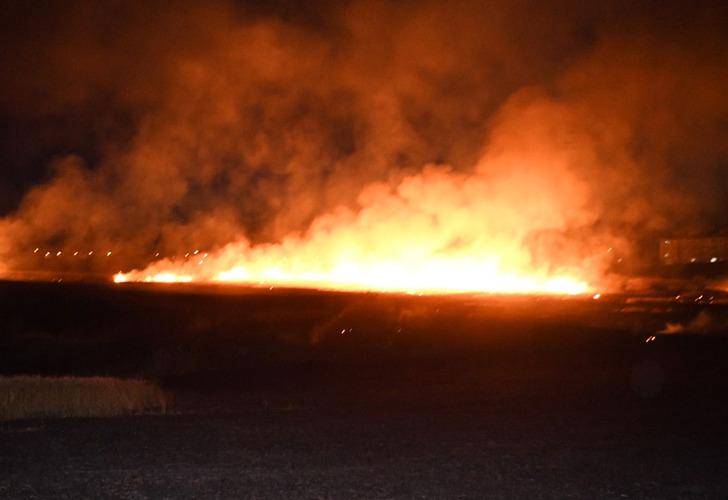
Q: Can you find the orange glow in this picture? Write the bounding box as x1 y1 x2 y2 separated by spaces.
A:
117 257 589 294
114 272 193 284
114 166 597 295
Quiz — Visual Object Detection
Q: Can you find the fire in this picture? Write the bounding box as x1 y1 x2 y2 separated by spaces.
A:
114 272 193 284
116 255 589 294
114 166 596 295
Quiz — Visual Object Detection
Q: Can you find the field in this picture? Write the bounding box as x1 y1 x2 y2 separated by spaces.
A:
2 280 728 498
0 376 167 420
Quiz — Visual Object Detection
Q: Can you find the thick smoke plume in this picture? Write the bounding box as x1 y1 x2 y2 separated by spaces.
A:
1 0 727 288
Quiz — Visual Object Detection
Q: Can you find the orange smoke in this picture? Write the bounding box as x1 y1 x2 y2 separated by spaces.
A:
2 1 725 292
114 90 610 295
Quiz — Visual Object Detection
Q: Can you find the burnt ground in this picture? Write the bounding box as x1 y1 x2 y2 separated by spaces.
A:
2 280 728 498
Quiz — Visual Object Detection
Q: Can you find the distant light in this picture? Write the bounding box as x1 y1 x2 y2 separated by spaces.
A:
592 293 601 300
710 257 718 263
607 247 612 252
645 335 657 343
73 251 79 256
184 253 190 258
56 251 62 257
33 248 39 254
44 251 50 258
106 251 112 257
663 253 669 258
88 251 94 256
664 240 671 245
690 258 696 263
193 249 199 255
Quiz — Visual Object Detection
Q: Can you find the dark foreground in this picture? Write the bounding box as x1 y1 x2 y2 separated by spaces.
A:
2 281 728 498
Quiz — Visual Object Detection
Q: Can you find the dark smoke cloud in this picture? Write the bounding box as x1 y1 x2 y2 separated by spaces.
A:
1 0 727 276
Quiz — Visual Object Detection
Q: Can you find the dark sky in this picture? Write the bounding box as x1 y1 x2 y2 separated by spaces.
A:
0 0 727 273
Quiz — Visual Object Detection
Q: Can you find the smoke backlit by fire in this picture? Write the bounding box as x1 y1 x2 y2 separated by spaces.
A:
1 1 726 294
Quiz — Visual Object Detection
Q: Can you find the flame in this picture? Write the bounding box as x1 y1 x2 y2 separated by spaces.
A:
117 256 589 294
114 166 596 295
114 272 193 284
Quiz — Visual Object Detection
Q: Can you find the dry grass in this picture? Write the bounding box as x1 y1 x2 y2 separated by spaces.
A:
0 376 169 421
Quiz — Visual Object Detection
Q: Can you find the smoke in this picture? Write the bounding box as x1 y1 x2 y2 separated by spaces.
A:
1 0 727 285
660 310 728 335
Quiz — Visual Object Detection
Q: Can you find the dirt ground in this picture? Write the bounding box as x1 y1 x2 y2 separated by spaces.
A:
2 281 728 498
3 390 728 499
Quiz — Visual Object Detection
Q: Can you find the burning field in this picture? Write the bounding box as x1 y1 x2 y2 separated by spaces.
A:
1 0 727 296
1 0 728 497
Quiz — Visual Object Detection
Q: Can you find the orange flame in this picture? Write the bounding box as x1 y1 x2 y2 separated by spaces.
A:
114 256 589 294
115 166 597 295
